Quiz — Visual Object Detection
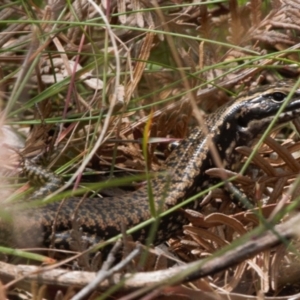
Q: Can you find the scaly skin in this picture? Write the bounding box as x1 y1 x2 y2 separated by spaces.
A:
1 81 300 250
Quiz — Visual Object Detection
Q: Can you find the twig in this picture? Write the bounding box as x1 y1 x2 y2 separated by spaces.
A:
71 244 142 300
0 214 299 293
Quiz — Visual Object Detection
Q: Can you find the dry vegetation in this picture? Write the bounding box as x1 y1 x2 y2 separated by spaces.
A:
2 0 300 299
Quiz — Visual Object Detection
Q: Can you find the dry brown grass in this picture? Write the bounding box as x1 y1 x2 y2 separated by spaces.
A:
2 0 300 299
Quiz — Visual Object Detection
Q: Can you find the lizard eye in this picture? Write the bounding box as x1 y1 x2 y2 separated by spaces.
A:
271 92 286 102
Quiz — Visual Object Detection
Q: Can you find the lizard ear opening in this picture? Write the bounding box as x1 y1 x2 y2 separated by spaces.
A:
236 115 250 129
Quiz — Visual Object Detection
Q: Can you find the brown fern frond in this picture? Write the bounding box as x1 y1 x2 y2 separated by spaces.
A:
285 7 300 28
3 1 300 298
252 30 295 46
249 0 262 27
228 0 244 45
197 1 211 40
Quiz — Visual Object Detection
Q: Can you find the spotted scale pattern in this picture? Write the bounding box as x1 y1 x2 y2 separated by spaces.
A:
1 80 300 250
